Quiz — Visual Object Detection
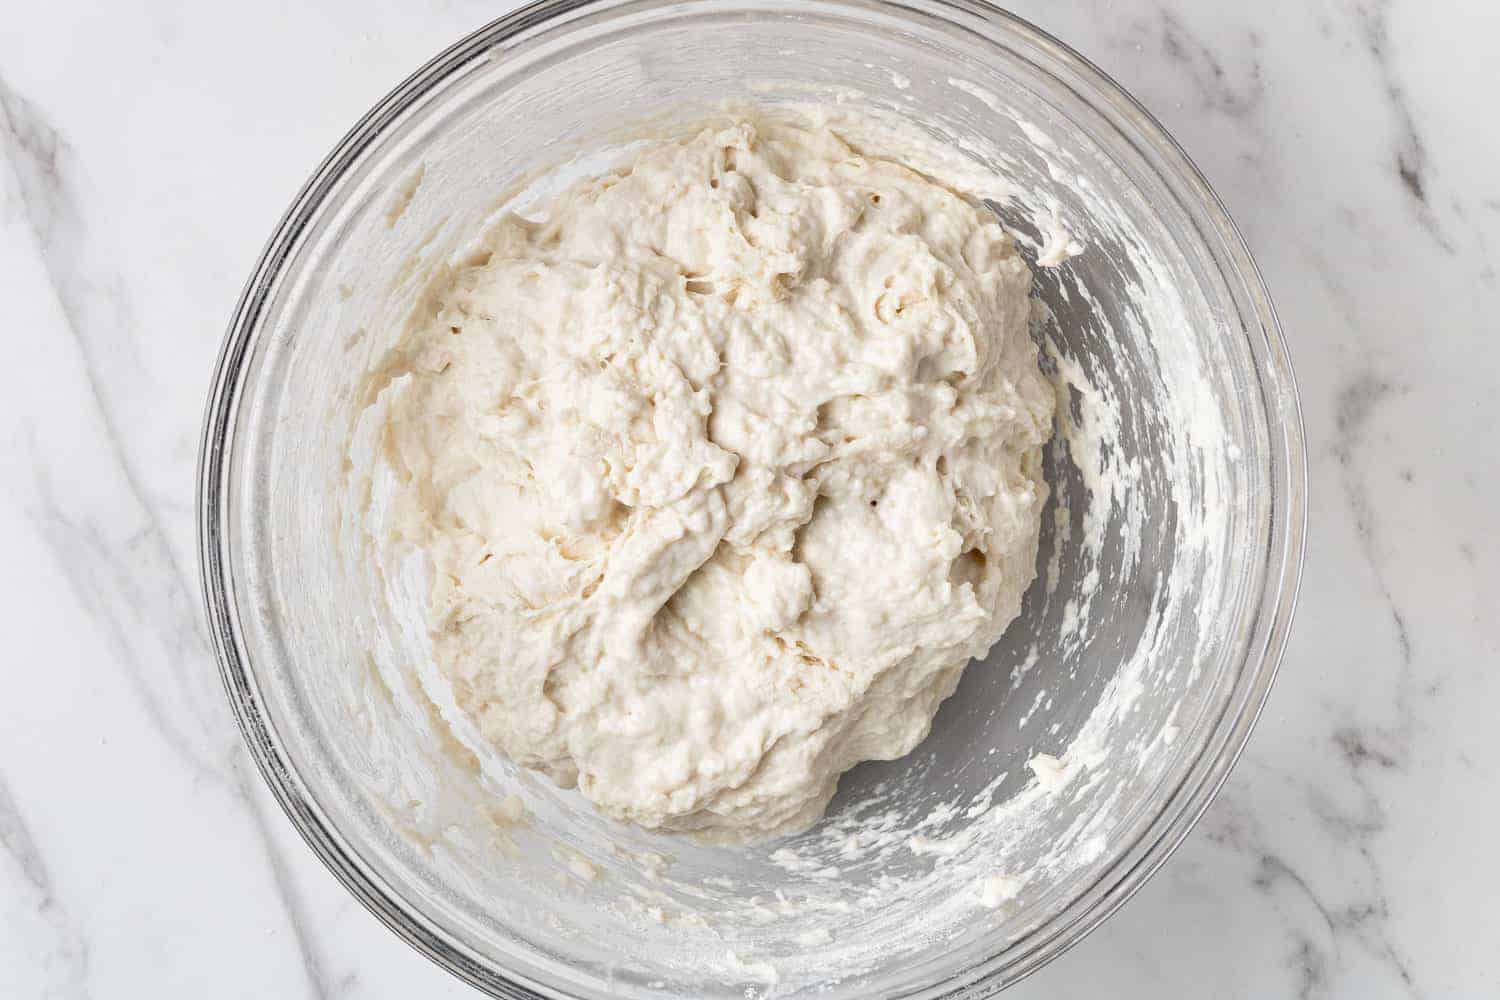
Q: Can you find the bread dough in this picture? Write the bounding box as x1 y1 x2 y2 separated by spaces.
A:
366 115 1053 840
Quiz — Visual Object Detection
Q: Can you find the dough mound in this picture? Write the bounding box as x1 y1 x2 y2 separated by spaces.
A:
371 117 1053 840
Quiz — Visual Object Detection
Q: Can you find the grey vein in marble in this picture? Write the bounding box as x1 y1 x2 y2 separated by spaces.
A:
1352 0 1455 253
1157 10 1266 118
2 74 341 1000
1198 773 1425 1000
0 775 91 999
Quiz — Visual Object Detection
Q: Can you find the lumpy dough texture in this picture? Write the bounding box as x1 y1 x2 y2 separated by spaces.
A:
369 116 1054 840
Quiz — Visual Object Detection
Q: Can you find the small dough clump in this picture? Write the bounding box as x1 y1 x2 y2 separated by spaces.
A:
367 116 1053 840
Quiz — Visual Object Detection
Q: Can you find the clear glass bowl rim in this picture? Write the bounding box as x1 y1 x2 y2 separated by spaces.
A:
196 1 1308 996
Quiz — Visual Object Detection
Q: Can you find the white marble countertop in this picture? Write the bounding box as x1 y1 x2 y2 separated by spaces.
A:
3 1 1497 997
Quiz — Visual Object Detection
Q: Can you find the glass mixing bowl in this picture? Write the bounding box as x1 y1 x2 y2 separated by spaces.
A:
198 1 1306 996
